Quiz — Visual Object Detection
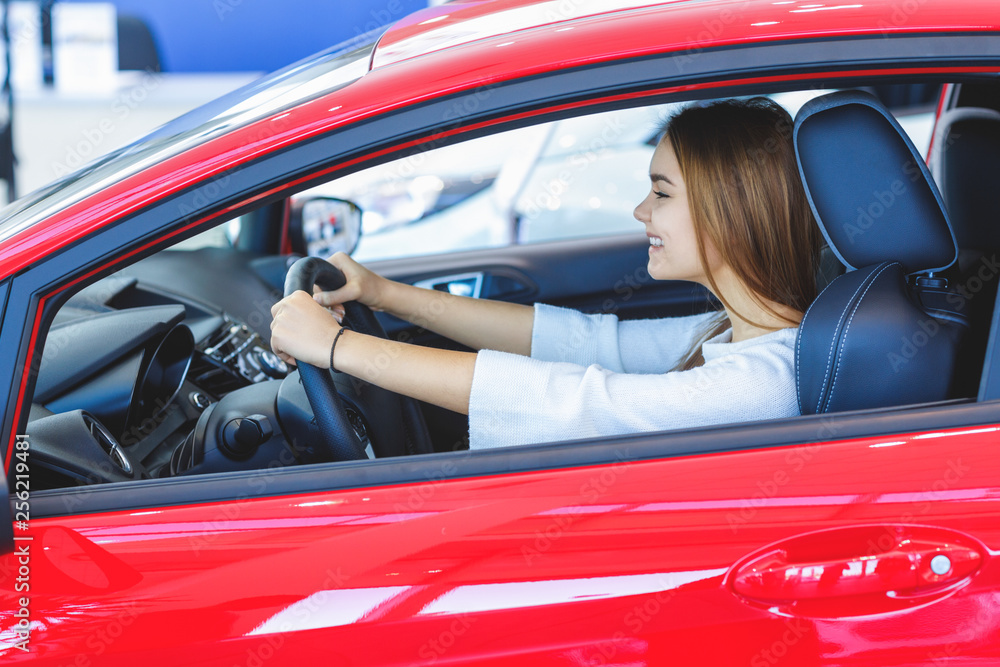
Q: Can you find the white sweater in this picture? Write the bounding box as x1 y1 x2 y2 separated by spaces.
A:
467 303 799 449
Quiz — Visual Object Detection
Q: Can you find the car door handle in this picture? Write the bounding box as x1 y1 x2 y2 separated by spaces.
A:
733 542 981 600
727 525 987 617
414 272 484 298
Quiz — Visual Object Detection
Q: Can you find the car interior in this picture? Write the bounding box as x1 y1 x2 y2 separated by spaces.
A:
15 79 1000 496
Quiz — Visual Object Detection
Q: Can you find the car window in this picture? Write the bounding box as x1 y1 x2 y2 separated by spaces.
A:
319 104 672 261
172 217 241 250
276 89 938 263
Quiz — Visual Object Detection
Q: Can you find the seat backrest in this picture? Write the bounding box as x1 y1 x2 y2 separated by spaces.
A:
793 90 966 414
930 107 1000 265
928 106 1000 396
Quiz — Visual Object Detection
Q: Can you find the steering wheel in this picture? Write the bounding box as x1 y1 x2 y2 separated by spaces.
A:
283 256 434 462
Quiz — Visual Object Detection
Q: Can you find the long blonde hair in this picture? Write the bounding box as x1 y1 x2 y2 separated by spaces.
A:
666 98 821 370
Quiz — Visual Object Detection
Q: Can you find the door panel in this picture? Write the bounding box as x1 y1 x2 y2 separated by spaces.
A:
2 424 997 664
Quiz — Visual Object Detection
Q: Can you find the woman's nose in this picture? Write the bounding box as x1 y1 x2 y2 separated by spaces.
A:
633 193 651 223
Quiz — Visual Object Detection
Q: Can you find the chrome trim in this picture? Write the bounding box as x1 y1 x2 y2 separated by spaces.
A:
84 414 134 476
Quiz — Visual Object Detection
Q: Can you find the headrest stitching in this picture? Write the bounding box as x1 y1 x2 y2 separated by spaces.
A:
795 303 808 414
823 262 899 412
813 265 885 414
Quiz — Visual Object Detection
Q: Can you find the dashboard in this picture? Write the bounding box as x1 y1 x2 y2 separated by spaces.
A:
22 248 383 490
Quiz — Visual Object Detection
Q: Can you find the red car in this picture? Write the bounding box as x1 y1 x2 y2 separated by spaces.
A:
1 0 1000 663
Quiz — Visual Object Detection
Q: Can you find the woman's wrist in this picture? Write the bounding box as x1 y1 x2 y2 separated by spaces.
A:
371 275 408 317
332 329 393 383
329 326 348 370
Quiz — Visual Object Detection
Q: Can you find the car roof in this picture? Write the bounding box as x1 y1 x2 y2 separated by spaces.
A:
370 0 993 69
0 0 997 280
371 0 694 69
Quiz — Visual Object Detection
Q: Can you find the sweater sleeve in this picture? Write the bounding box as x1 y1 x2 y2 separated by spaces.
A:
530 303 719 373
469 329 798 449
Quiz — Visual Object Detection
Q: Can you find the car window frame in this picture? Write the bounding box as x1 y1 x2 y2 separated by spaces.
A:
5 33 1000 518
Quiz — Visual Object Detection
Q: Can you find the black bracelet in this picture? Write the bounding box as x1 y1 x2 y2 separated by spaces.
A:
329 326 347 370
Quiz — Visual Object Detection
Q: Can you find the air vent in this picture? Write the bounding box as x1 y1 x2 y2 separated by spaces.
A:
188 353 249 396
83 413 134 476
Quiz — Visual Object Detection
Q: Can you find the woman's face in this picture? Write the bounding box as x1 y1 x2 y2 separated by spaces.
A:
633 139 720 287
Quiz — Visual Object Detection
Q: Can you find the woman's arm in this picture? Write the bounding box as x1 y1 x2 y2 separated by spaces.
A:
270 291 477 414
334 329 476 414
317 252 534 355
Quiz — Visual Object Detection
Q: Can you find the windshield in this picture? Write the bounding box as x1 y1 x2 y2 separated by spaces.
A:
0 38 375 245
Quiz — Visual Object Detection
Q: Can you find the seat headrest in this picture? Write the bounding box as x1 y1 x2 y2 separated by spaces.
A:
929 107 1000 252
794 90 957 275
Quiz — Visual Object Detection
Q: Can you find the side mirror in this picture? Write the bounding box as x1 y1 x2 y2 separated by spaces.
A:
286 197 362 258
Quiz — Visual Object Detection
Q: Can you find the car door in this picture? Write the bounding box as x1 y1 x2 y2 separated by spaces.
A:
2 404 999 664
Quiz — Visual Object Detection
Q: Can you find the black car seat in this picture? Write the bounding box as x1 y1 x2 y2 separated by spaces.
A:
929 107 1000 396
793 90 969 415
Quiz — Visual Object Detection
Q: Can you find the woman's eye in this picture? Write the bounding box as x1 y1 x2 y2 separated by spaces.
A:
654 190 670 199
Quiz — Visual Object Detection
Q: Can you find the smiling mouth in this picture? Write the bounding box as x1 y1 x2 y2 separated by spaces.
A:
648 236 663 248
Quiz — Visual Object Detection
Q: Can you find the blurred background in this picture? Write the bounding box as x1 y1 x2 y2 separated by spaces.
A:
0 0 441 205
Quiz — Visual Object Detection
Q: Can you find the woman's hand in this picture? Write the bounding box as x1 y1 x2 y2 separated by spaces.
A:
270 288 478 415
308 250 535 356
313 252 389 313
270 291 341 368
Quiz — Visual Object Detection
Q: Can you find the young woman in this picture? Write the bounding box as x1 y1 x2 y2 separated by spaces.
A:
269 97 822 449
